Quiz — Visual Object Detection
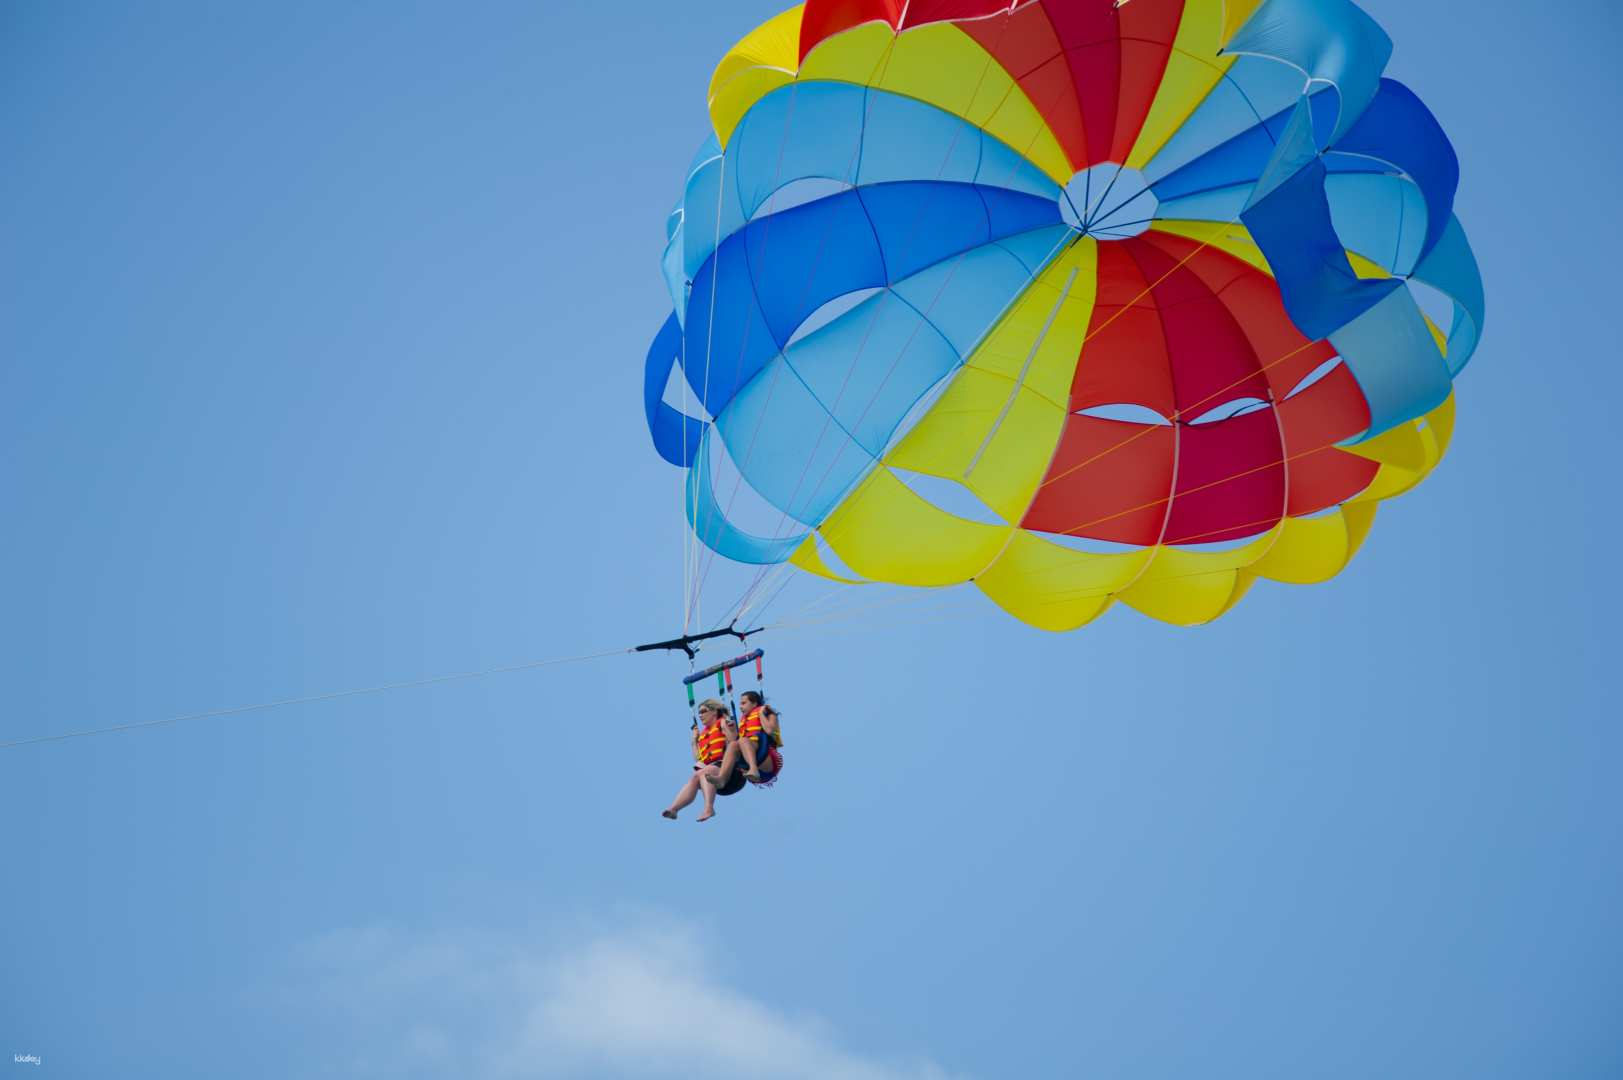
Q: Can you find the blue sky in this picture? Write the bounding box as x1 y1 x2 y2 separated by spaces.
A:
2 2 1619 1077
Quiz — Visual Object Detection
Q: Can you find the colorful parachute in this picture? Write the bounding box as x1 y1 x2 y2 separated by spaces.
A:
643 0 1483 631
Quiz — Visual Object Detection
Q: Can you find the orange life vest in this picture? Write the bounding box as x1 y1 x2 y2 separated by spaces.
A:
740 705 782 747
695 718 728 765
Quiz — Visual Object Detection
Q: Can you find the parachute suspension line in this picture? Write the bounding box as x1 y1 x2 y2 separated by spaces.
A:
723 58 1082 612
1055 436 1355 539
680 328 693 634
730 559 798 631
705 21 1018 620
775 597 982 639
803 226 1075 575
1081 147 1092 219
696 16 1029 625
688 40 907 626
686 77 808 634
771 583 957 632
1031 216 1255 493
722 561 781 631
689 132 738 635
965 312 1360 609
959 214 1216 586
719 223 1074 629
964 264 1078 480
787 62 1097 591
697 12 1095 632
778 578 859 623
964 213 1257 601
0 647 634 752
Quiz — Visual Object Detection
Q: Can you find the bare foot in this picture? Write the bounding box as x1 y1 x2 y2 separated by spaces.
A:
696 809 715 822
661 810 678 819
745 770 762 783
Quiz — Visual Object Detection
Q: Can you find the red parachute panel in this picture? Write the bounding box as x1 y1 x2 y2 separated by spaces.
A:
1022 416 1174 545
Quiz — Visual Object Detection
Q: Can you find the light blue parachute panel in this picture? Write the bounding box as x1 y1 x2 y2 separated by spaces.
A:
707 223 1068 528
890 242 1046 358
855 88 1059 200
784 289 961 458
1150 87 1344 206
1142 56 1311 185
1325 172 1429 275
995 225 1075 275
1155 185 1252 223
714 353 876 526
1327 286 1453 435
1225 0 1393 145
727 82 869 219
973 127 1065 200
661 228 687 324
725 83 1061 224
680 139 747 282
686 426 811 565
856 89 982 189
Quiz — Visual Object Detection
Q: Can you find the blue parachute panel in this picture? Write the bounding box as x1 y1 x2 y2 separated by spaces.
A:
857 181 990 282
1334 79 1459 260
645 312 707 467
744 191 887 347
1241 101 1398 341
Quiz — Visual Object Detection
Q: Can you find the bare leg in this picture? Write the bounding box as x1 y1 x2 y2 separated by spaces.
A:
711 742 741 787
739 736 762 782
696 767 721 822
664 772 701 818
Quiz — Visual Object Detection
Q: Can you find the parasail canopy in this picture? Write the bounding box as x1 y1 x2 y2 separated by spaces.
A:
644 0 1483 632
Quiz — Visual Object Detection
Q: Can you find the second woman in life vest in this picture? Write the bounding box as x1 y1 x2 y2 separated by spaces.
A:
712 690 781 785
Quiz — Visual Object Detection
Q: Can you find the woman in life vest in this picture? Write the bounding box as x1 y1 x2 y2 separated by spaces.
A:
711 690 781 785
661 699 736 822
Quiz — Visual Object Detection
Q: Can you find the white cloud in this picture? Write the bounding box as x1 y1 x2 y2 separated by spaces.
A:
288 915 963 1080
